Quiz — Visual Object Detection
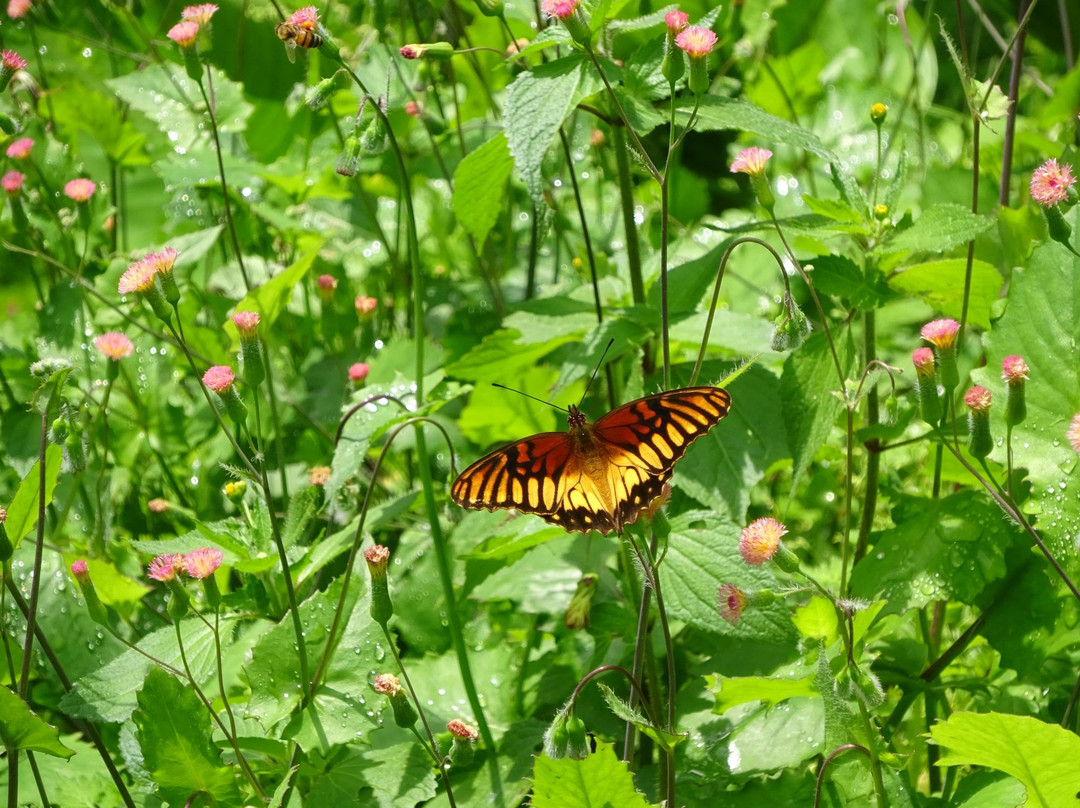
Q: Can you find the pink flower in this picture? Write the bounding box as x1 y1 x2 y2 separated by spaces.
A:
912 347 935 378
202 365 235 393
665 10 689 34
0 507 6 523
308 466 331 486
1 50 27 71
64 178 96 202
717 583 747 626
540 0 579 19
231 310 260 336
71 560 90 584
288 5 319 28
348 362 370 383
920 318 960 350
167 21 200 48
738 517 787 566
7 0 31 18
399 45 421 59
148 553 185 581
2 170 24 194
94 332 134 361
674 25 716 58
145 247 179 276
963 386 991 412
1030 158 1075 207
373 673 402 695
117 260 157 295
6 138 33 159
730 147 773 177
317 274 337 298
181 3 218 24
1068 414 1080 454
148 498 170 513
447 719 479 740
184 547 223 579
1001 355 1029 383
404 100 420 117
355 295 377 315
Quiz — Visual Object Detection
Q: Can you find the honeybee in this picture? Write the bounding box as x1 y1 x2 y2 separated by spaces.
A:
275 22 323 62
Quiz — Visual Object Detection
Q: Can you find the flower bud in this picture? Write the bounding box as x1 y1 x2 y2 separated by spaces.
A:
542 0 592 47
224 480 247 501
71 560 110 626
304 76 338 110
543 707 589 760
202 366 247 425
1001 355 1028 427
373 673 418 728
770 293 811 352
0 50 28 95
359 112 387 155
870 103 888 125
231 311 265 389
399 42 455 61
912 347 941 425
336 136 362 177
920 319 960 393
365 545 393 626
447 719 479 766
964 386 993 459
563 574 597 629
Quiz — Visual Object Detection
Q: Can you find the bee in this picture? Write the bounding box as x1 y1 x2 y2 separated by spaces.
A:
275 22 323 63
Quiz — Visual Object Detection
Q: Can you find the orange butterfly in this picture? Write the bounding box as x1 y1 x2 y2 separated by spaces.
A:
450 387 731 535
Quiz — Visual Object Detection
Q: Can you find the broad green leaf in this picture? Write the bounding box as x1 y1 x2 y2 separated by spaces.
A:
452 132 514 245
707 674 817 713
0 734 120 805
950 772 1027 808
307 741 437 808
532 740 654 808
711 698 824 777
887 258 1002 330
930 712 1080 808
879 203 994 255
596 682 685 752
233 243 321 327
781 332 848 491
51 86 147 166
0 686 74 758
809 254 894 310
133 668 242 808
505 56 584 206
5 445 62 548
677 97 836 161
791 596 839 642
443 328 578 382
801 195 864 225
457 364 559 449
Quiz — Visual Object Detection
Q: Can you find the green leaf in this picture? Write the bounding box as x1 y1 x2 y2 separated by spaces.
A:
531 740 654 808
4 445 63 549
801 195 864 225
887 258 1002 331
443 328 578 382
233 242 321 327
355 742 438 808
0 686 74 758
678 97 836 161
133 668 242 807
707 674 817 713
505 56 584 206
879 203 994 255
809 254 894 310
781 332 848 491
452 132 514 245
596 683 685 752
930 712 1080 808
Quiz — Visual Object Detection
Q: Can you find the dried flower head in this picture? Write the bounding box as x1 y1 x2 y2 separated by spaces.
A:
920 318 960 350
1068 414 1080 454
964 386 991 412
117 260 157 295
1030 158 1075 207
71 559 90 584
148 498 170 513
148 553 185 581
2 170 24 194
231 310 260 336
184 547 223 579
307 466 331 486
664 9 689 33
738 517 788 566
7 0 31 19
364 544 390 571
202 365 235 393
167 21 200 48
95 332 134 361
373 673 402 696
181 3 218 24
447 719 479 740
1001 355 1029 383
674 25 717 58
541 0 579 19
64 178 96 202
730 147 772 177
1 50 27 71
355 295 377 315
288 5 318 28
348 362 370 383
6 138 33 159
912 347 935 378
717 583 747 626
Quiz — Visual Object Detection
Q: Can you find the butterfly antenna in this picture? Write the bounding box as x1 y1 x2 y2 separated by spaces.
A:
578 338 615 407
491 383 569 413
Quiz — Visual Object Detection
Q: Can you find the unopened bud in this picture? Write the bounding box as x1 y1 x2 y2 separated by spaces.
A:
964 386 993 459
365 545 393 626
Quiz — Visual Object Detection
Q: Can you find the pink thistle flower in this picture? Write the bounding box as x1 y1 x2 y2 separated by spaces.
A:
963 385 991 412
348 362 370 384
181 3 218 24
94 332 134 361
355 295 377 315
71 560 90 584
167 21 200 48
6 138 33 159
148 553 185 581
447 719 479 740
730 147 773 177
64 178 96 202
717 583 747 626
1068 414 1080 454
184 547 223 579
148 498 170 513
307 465 331 486
317 274 337 298
665 10 689 33
2 170 24 194
738 517 787 566
288 5 319 28
1 50 27 71
912 347 935 378
7 0 31 18
541 0 579 19
373 673 402 695
1001 355 1029 383
117 260 157 295
1030 158 1075 207
674 25 717 59
202 365 235 393
920 318 960 350
231 310 260 337
145 247 179 276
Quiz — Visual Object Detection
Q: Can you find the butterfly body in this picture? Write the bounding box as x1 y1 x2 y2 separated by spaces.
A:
451 387 731 535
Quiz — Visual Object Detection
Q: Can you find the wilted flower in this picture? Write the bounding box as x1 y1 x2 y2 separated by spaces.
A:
6 138 33 159
1030 158 1075 207
181 3 218 24
1067 414 1080 454
374 672 417 728
447 719 478 740
373 673 402 696
738 517 787 566
184 547 223 579
64 178 96 202
307 466 331 486
348 362 369 385
2 170 24 194
717 583 747 626
365 544 393 625
730 147 772 177
399 42 454 60
94 332 134 361
167 21 200 48
202 365 235 393
148 553 185 581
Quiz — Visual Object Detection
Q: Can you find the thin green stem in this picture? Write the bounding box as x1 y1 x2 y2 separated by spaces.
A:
18 415 49 701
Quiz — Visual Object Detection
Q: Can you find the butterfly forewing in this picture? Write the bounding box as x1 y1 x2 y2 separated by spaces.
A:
450 433 571 514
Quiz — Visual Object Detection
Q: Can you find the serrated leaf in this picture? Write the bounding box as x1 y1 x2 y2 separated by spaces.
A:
678 97 836 161
887 258 1002 330
880 203 994 255
532 740 654 808
452 132 513 245
707 674 817 713
281 484 319 547
596 682 685 752
0 686 74 758
801 195 864 224
929 712 1080 808
809 254 894 310
5 445 63 549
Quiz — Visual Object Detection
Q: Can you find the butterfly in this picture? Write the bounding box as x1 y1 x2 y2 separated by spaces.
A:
450 387 731 535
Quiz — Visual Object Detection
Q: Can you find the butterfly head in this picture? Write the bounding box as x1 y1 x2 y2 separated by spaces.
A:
566 404 588 434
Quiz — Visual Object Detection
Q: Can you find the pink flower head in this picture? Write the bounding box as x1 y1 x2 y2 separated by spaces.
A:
447 719 479 740
148 553 185 581
541 0 579 19
231 310 260 336
730 147 773 177
738 517 787 566
1 50 27 71
1030 158 1075 207
1001 355 1029 383
373 673 402 695
167 21 200 48
146 247 179 276
1068 414 1080 454
964 385 991 412
912 347 935 378
307 465 331 486
64 178 96 202
355 295 377 315
399 45 421 59
148 498 170 513
117 260 157 295
348 362 370 383
202 365 235 393
2 170 24 194
288 5 318 28
6 138 33 159
71 560 90 584
665 10 689 34
404 100 420 118
7 0 31 18
717 583 747 626
317 274 337 298
181 3 218 24
94 332 134 361
674 25 717 59
364 544 390 571
184 547 223 579
920 318 960 350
